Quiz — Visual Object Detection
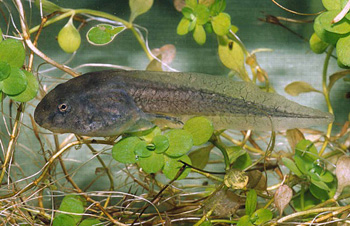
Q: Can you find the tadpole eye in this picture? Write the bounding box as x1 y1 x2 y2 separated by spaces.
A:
58 103 69 113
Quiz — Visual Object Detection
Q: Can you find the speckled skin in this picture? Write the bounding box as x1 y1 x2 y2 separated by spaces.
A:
34 70 334 136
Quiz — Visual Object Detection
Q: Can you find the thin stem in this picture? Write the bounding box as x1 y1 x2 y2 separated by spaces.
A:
0 103 24 184
319 46 334 156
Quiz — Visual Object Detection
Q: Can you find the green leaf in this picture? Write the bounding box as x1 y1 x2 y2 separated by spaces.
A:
193 24 206 45
194 4 210 25
284 81 321 96
87 24 125 46
0 28 2 42
152 135 169 154
112 137 141 164
164 129 193 157
183 116 214 145
163 155 191 180
188 145 213 169
314 12 346 45
319 10 350 34
227 146 246 164
311 178 330 191
57 195 84 224
182 7 194 19
337 35 350 66
210 0 226 15
328 71 350 91
0 39 25 68
237 215 253 226
232 152 252 170
129 0 153 22
282 157 303 177
0 67 27 95
186 0 198 9
245 189 257 216
34 0 64 13
293 190 321 211
314 165 334 183
309 183 330 200
134 141 152 158
177 18 191 35
140 126 161 143
199 220 213 226
0 61 11 81
79 218 101 226
294 154 312 175
309 32 329 54
218 37 248 79
189 19 197 32
9 70 38 102
58 17 81 53
212 12 231 36
295 139 319 162
138 151 164 173
252 208 273 225
322 0 341 10
53 214 76 226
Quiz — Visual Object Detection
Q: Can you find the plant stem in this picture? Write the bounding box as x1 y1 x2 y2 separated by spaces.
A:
29 8 153 61
319 46 334 156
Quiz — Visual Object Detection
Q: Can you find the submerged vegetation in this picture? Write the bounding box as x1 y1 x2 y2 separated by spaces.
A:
0 0 350 225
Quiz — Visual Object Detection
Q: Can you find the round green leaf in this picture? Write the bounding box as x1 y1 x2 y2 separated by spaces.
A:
152 135 169 154
337 35 350 66
79 218 101 226
319 10 350 34
322 0 341 10
194 4 210 25
140 126 161 143
186 0 197 9
252 208 273 225
164 129 193 157
58 195 84 224
184 116 214 146
129 0 153 22
177 18 191 35
0 67 27 95
309 32 329 54
112 137 141 164
9 70 38 102
218 37 245 74
314 12 346 45
193 24 206 45
87 24 125 46
58 18 81 53
0 38 25 68
237 215 254 226
53 214 76 226
163 155 191 180
134 141 152 158
138 151 164 173
211 12 231 36
0 61 11 81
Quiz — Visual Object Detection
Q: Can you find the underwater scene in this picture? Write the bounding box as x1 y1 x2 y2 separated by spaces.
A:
0 0 350 225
